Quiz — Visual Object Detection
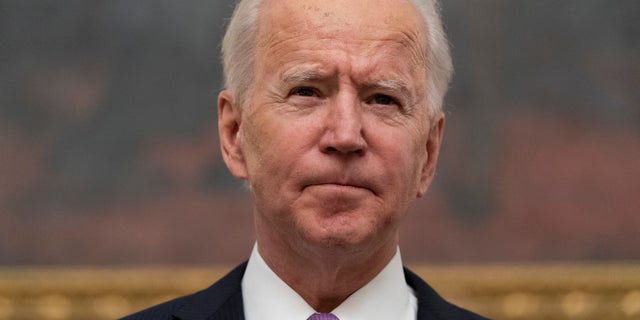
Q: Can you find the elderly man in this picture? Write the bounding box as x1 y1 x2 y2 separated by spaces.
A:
122 0 487 319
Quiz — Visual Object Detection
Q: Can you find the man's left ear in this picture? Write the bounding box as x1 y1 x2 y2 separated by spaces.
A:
417 113 445 197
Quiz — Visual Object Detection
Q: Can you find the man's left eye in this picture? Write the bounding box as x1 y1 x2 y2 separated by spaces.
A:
370 94 396 105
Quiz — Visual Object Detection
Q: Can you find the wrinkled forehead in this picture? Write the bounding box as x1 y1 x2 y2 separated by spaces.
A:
256 0 427 48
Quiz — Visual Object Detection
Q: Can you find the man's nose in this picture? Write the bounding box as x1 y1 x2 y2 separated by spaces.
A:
318 96 367 156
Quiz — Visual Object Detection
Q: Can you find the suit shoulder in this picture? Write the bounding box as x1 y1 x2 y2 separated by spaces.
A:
119 294 191 320
445 303 490 320
119 263 248 320
404 267 490 320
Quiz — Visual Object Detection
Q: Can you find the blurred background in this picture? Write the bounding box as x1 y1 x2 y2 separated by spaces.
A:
1 0 639 266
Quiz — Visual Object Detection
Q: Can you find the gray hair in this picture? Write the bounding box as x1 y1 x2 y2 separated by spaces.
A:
221 0 453 117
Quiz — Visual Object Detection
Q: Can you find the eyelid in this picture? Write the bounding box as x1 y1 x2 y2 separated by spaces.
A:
364 82 411 104
368 90 406 107
289 86 321 97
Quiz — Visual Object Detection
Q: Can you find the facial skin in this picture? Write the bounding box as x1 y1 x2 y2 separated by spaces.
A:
219 0 444 308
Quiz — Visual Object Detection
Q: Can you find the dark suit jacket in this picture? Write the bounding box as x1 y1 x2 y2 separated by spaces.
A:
120 262 488 320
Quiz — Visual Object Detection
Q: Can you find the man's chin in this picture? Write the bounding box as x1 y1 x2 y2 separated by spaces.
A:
299 226 381 255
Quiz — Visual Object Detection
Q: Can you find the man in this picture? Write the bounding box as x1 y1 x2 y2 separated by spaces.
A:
122 0 487 319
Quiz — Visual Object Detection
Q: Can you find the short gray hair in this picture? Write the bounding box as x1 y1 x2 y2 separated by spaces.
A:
221 0 453 117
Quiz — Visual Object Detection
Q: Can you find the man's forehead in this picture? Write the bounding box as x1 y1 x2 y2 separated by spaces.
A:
255 0 428 69
258 0 425 38
252 0 429 98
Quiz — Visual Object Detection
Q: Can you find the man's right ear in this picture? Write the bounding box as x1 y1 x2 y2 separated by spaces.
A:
218 90 248 179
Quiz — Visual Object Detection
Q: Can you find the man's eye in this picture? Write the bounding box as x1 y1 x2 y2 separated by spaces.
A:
371 94 396 105
292 87 316 97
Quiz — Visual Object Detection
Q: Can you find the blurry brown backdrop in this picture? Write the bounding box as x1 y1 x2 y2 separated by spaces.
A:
1 0 639 266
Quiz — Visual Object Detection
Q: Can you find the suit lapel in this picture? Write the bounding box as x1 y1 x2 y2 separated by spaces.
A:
172 263 247 320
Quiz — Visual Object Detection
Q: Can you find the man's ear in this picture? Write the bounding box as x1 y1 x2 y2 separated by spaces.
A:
218 90 248 179
417 113 445 197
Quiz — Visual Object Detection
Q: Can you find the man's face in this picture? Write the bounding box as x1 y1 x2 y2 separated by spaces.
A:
220 0 444 256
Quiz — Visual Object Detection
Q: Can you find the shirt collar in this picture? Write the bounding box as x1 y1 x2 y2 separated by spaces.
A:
241 244 417 320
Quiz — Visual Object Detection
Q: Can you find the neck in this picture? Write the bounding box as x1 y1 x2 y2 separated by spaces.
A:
257 236 398 312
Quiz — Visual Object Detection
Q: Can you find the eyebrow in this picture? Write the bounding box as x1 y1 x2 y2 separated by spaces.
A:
281 69 414 101
366 79 413 101
281 69 328 84
369 79 409 92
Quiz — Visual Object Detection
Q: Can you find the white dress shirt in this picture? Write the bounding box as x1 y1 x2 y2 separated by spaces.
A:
242 244 417 320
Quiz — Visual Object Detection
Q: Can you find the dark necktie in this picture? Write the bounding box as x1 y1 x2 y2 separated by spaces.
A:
307 312 340 320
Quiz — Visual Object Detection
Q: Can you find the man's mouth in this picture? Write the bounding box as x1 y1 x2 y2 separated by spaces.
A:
303 180 377 196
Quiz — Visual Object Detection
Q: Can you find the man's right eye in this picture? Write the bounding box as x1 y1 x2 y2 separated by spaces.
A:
291 87 316 97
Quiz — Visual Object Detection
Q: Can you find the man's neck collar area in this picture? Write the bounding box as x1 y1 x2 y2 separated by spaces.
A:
241 244 417 320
